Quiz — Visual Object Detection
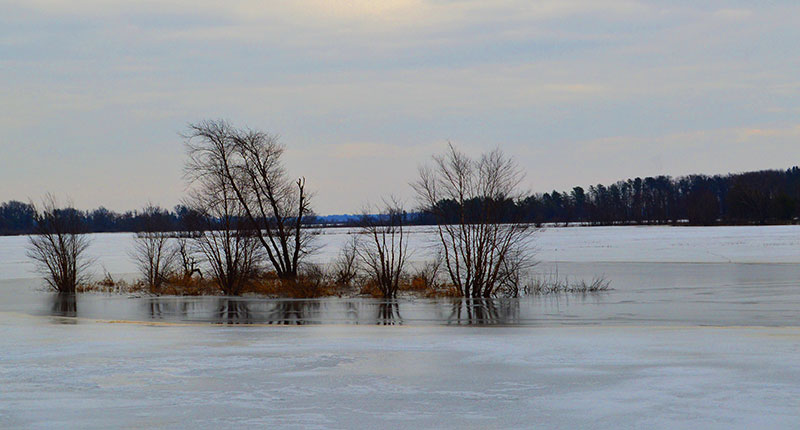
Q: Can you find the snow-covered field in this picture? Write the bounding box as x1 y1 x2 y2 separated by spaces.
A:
1 225 799 281
1 225 799 429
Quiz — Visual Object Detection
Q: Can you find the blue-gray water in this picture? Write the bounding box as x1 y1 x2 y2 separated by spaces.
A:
3 228 800 429
4 261 800 326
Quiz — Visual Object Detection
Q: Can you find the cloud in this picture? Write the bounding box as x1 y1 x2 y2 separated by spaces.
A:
738 125 800 140
712 9 753 21
2 1 800 212
329 141 437 160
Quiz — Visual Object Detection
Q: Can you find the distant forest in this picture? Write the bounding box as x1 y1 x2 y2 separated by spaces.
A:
1 167 799 235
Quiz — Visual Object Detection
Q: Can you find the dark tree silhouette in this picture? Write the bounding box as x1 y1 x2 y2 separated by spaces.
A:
26 196 93 293
130 204 177 293
186 164 263 296
414 144 536 298
185 120 313 280
356 200 409 298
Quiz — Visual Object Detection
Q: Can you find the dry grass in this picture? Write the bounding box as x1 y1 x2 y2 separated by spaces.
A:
358 279 384 298
76 263 515 299
524 273 611 295
240 267 342 298
422 284 461 298
77 272 145 294
396 274 459 298
156 275 220 296
403 275 430 292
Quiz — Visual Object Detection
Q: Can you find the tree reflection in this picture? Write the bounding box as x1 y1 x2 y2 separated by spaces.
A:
147 299 194 320
50 293 77 319
447 298 519 325
148 300 172 320
216 299 254 324
376 301 403 325
345 301 359 323
266 301 321 325
133 297 523 326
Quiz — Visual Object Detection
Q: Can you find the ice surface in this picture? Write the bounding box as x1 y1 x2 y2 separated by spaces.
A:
2 225 800 429
1 314 799 429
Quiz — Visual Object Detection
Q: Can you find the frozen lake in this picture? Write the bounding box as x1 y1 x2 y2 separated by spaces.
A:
1 225 799 428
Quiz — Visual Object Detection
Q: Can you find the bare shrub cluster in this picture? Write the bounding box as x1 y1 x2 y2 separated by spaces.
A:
354 200 409 298
188 180 263 296
523 272 611 295
331 236 359 287
27 196 93 293
130 204 178 293
413 143 537 297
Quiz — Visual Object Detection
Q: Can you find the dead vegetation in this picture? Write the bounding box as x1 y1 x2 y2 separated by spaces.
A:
27 195 93 293
523 272 611 295
413 144 537 298
184 120 314 281
75 259 609 299
354 200 409 298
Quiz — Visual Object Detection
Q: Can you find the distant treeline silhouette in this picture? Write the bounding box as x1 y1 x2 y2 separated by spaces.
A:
515 166 800 226
0 203 201 236
2 166 799 235
378 166 800 226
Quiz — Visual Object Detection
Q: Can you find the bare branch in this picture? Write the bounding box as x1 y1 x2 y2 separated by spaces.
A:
413 145 536 297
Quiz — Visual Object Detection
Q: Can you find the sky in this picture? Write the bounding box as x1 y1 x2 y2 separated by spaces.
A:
2 0 799 215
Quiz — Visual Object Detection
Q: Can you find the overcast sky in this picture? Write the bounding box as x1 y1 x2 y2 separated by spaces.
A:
2 0 799 214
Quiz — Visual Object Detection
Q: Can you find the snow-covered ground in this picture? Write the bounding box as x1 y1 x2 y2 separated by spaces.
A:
2 225 799 429
1 225 799 281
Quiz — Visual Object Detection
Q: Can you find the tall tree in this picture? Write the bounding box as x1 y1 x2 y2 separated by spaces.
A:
413 143 535 298
187 169 262 296
185 119 313 280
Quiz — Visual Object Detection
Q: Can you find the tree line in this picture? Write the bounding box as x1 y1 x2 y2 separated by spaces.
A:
406 167 800 226
516 167 800 226
4 167 799 236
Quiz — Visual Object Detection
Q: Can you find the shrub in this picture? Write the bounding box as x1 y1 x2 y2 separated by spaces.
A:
27 196 93 293
524 273 611 295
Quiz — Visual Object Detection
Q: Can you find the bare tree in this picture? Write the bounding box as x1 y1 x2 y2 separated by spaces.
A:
184 120 313 280
175 235 202 281
412 143 535 298
130 204 177 292
27 195 93 293
187 168 263 296
174 205 204 281
356 200 409 298
331 235 359 287
412 250 444 291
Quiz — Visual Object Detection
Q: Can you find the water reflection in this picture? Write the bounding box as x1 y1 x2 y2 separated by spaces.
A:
266 301 320 325
217 299 254 325
447 299 520 325
43 294 571 326
132 297 524 325
142 298 330 325
51 293 77 317
12 261 800 327
50 293 77 323
148 300 192 320
376 301 403 325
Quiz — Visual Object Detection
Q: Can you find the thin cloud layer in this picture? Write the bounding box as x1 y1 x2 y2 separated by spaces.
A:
1 0 798 212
